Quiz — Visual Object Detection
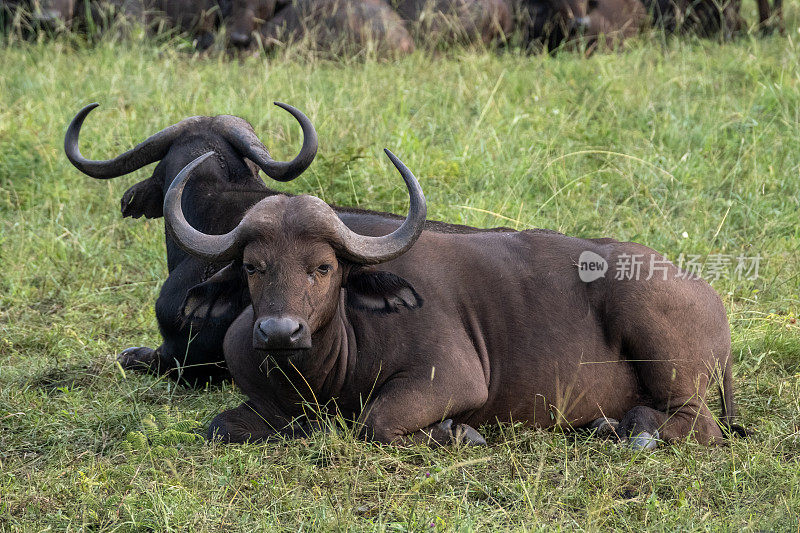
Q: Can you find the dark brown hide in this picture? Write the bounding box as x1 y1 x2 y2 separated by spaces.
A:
166 152 739 448
392 0 513 46
259 0 415 56
755 0 782 33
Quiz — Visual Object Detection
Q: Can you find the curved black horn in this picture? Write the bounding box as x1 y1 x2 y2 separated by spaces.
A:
64 103 204 179
326 149 426 265
219 102 318 182
163 152 244 262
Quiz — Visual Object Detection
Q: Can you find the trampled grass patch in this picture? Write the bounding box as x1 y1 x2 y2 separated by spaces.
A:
1 24 799 531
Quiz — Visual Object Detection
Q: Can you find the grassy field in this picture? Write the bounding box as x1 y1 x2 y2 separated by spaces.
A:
1 19 800 531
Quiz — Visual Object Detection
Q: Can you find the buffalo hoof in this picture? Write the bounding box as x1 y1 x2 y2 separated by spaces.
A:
627 430 660 451
453 423 487 446
588 417 620 440
438 419 486 446
118 346 161 373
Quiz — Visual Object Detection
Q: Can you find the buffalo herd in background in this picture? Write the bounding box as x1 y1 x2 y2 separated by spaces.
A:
0 0 786 54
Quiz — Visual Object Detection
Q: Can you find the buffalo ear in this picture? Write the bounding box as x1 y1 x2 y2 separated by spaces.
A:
345 268 423 314
121 177 164 219
182 262 249 325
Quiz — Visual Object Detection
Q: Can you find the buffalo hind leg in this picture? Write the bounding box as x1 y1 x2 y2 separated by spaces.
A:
617 402 722 450
610 249 731 448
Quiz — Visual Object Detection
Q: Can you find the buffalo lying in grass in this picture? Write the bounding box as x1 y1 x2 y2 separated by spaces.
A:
166 150 742 449
514 0 782 51
1 0 77 31
65 102 317 384
644 0 783 37
1 0 229 48
513 0 647 51
258 0 415 56
392 0 513 46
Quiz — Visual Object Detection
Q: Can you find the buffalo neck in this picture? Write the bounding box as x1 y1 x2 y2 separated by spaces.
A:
267 292 356 414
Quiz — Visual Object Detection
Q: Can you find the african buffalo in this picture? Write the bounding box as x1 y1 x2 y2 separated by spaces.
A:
165 150 741 449
65 103 511 386
259 0 415 56
64 102 317 384
642 0 741 37
392 0 513 46
513 0 646 51
643 0 783 37
579 0 647 49
1 1 226 46
142 0 231 50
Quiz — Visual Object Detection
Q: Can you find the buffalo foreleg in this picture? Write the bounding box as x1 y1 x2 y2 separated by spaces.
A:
206 401 308 443
358 374 489 446
118 346 163 373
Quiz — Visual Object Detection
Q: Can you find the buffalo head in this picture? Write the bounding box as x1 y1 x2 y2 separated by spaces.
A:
65 101 318 220
165 150 426 357
65 101 316 184
228 0 278 48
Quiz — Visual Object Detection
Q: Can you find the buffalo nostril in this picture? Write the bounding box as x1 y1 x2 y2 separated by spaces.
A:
255 317 310 350
289 322 305 342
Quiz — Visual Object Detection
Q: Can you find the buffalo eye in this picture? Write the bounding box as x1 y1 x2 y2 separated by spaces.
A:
316 264 333 276
243 263 258 275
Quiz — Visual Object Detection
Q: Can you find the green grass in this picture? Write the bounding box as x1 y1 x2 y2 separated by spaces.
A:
1 23 800 531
